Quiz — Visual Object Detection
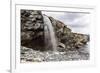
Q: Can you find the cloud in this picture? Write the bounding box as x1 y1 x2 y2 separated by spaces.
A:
42 11 90 34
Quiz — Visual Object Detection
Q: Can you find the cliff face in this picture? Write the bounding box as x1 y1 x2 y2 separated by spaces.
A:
21 10 89 62
21 10 89 51
21 10 46 50
48 16 89 51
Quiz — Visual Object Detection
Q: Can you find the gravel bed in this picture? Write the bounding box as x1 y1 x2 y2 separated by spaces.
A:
21 45 89 63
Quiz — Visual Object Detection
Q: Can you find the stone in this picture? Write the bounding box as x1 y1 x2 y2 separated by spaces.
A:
58 42 65 49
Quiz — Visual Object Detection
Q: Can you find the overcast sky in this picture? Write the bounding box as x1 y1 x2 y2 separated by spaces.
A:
42 11 90 34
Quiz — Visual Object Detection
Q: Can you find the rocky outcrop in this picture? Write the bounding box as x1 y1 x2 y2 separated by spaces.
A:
48 16 89 51
21 10 89 51
21 10 46 51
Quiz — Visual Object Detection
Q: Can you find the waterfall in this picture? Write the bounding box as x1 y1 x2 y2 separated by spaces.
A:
43 15 57 51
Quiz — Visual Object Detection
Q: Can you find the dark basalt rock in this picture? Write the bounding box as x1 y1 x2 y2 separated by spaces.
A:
21 10 89 51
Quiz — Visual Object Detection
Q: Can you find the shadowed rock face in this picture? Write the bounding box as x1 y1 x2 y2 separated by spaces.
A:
21 10 46 51
21 10 89 51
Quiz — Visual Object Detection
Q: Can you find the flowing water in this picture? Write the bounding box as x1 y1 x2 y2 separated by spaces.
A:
43 15 57 51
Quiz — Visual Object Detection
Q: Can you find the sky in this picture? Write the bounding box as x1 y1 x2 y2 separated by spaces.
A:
42 11 90 34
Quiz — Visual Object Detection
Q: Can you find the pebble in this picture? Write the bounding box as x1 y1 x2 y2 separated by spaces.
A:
21 46 89 62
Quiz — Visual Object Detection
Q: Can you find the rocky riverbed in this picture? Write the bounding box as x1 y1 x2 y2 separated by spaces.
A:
21 44 89 62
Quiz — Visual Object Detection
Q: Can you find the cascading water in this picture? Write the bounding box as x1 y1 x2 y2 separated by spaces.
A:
43 15 57 51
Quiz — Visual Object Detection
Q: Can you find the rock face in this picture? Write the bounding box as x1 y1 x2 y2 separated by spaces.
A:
21 10 90 62
21 10 46 51
21 10 89 51
48 16 89 51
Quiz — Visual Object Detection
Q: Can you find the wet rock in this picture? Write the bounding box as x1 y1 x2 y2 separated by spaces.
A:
21 46 89 62
58 42 65 49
